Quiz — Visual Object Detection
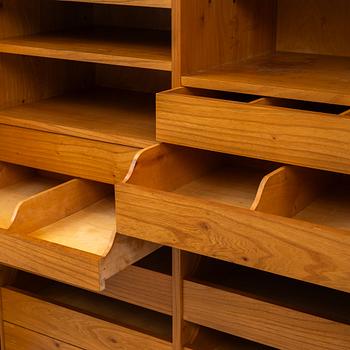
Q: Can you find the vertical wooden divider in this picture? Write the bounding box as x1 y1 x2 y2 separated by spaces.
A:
0 267 16 349
172 250 200 350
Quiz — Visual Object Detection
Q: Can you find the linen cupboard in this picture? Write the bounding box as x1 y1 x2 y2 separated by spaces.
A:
0 0 349 349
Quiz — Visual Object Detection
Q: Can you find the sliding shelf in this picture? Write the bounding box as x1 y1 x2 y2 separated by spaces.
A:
0 161 159 291
57 0 172 8
182 53 350 106
0 27 171 71
184 258 350 350
116 144 350 293
2 273 172 350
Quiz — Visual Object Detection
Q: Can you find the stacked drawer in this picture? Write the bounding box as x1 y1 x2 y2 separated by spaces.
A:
0 0 174 349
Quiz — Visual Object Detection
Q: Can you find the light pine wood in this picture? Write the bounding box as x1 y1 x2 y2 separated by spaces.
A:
57 0 171 8
0 28 171 71
157 87 350 175
183 281 350 350
4 323 81 350
182 53 350 106
2 288 172 350
117 145 350 292
0 124 139 184
0 88 156 149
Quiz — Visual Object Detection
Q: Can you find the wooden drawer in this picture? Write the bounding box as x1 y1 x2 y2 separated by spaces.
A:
0 124 139 184
117 143 350 293
1 275 172 350
157 87 350 175
0 161 158 291
4 323 81 350
183 257 350 350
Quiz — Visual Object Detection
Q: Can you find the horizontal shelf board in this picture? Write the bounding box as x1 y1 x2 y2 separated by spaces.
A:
182 52 350 106
0 27 171 71
0 88 156 148
57 0 171 8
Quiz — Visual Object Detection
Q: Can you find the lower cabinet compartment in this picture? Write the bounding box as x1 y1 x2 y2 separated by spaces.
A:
4 323 81 350
117 143 350 292
183 257 350 350
1 273 172 350
0 161 158 291
102 247 172 315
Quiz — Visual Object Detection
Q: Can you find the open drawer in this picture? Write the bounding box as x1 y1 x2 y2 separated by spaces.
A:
117 144 350 293
0 161 158 291
1 272 172 350
157 87 350 174
184 257 350 350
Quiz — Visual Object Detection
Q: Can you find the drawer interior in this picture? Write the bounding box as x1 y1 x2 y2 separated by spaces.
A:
126 144 279 210
181 0 350 105
185 325 272 350
164 88 350 117
293 174 350 230
7 271 172 342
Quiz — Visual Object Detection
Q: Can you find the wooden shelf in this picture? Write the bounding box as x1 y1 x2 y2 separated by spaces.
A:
0 88 156 149
182 52 350 106
0 27 171 71
57 0 171 8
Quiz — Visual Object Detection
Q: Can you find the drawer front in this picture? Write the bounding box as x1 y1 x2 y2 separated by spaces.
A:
117 183 350 293
2 288 172 350
0 124 138 184
4 323 80 350
157 89 350 175
183 281 350 350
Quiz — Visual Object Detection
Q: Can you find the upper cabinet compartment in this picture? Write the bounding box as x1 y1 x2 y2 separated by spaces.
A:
0 0 171 71
180 0 350 105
